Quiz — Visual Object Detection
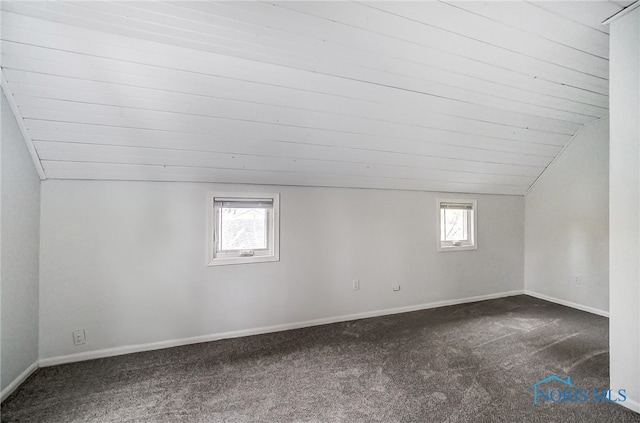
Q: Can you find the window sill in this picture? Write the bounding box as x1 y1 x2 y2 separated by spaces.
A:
437 245 478 252
208 255 280 266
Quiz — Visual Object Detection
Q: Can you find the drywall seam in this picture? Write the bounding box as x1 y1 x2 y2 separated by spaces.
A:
39 289 524 367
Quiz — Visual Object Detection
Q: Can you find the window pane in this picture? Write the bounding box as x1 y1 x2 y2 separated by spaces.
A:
442 209 468 241
219 207 267 251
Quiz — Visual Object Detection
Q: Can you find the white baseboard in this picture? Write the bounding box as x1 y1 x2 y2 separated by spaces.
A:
40 289 524 367
524 290 609 318
619 397 640 414
1 361 38 403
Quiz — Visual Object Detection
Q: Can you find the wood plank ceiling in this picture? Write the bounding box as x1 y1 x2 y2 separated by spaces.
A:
0 1 631 195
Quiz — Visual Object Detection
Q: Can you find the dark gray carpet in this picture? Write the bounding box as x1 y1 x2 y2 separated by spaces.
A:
2 295 639 422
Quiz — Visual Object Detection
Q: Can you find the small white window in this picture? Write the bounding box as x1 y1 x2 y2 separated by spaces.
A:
437 198 477 252
208 192 279 266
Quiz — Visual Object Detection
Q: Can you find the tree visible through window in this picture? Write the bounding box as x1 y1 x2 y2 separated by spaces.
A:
208 193 280 266
438 199 477 251
441 208 468 242
219 207 267 251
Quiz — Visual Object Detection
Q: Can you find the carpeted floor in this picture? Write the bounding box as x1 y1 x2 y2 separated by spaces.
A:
2 295 639 422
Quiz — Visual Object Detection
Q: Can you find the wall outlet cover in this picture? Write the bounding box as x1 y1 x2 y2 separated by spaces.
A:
73 329 86 346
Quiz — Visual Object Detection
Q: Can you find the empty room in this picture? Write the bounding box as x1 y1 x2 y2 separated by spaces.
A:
1 1 639 422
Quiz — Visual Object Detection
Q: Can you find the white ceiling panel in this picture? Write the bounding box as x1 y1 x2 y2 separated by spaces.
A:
0 1 623 195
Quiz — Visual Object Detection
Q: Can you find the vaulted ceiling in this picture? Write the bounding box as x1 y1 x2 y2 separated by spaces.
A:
1 1 632 195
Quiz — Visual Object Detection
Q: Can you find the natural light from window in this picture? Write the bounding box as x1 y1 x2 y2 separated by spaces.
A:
440 209 469 242
438 198 477 251
208 192 280 266
218 207 267 251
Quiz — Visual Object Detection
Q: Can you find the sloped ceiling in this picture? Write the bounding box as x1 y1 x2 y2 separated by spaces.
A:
0 1 631 195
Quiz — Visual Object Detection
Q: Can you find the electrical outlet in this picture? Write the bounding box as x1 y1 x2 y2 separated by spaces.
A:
392 284 401 292
575 275 581 285
352 279 360 290
73 329 86 346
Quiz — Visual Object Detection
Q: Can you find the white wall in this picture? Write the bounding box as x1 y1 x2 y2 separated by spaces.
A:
39 180 524 361
1 92 41 394
609 6 640 413
524 119 609 315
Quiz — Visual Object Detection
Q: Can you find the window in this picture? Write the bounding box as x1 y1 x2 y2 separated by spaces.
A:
208 192 279 266
437 198 477 252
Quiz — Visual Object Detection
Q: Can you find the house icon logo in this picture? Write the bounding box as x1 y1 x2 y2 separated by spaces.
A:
529 375 575 405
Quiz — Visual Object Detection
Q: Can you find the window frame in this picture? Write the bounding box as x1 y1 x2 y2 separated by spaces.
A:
437 198 477 252
207 192 280 266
